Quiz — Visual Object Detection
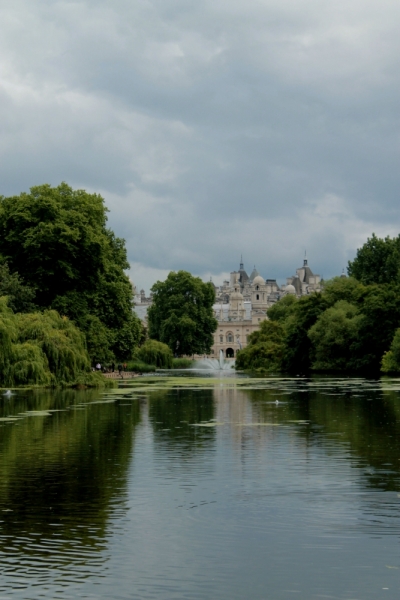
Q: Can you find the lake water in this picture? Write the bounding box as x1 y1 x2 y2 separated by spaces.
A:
1 375 400 599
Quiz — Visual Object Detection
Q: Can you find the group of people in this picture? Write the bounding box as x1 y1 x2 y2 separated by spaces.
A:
94 362 128 375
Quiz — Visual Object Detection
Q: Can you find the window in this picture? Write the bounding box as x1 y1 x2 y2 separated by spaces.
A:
256 285 259 291
256 294 259 300
220 336 223 343
226 333 234 343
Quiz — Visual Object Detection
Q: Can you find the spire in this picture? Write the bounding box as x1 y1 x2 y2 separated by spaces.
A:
303 249 308 267
239 255 244 270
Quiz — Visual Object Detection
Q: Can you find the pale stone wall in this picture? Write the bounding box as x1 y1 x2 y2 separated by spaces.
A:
211 316 267 358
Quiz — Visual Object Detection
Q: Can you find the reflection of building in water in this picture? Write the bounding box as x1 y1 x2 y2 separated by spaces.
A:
211 256 322 358
213 386 299 458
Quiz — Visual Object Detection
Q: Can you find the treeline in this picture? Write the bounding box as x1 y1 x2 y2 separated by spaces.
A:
0 183 145 386
236 234 400 375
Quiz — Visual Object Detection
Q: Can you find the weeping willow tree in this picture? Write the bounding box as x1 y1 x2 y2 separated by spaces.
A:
137 339 173 369
0 297 16 376
0 298 103 387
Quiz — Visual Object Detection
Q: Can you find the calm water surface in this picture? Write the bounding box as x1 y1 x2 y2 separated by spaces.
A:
1 375 400 598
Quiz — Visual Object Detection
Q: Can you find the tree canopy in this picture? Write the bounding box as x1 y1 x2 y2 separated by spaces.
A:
0 183 142 363
147 271 217 356
235 320 285 373
0 297 102 387
347 233 400 285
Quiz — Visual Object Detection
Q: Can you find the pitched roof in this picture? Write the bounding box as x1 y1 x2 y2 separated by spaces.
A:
249 266 260 281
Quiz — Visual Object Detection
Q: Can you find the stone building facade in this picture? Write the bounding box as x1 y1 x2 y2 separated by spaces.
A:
210 256 322 358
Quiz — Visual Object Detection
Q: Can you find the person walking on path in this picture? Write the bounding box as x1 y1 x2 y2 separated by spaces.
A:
118 363 123 377
111 362 115 373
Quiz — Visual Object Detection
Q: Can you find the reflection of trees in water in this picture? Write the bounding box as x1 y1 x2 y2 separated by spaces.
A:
0 388 141 562
148 389 216 452
243 383 400 493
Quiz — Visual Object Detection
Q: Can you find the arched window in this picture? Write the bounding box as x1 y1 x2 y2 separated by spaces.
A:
256 294 259 300
226 332 234 343
219 335 223 343
256 285 259 291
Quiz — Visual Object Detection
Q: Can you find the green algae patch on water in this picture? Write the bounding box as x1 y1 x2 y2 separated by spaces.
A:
22 410 52 416
235 422 284 427
190 422 225 427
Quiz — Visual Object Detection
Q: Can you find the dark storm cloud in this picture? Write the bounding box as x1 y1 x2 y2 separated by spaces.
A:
1 0 400 291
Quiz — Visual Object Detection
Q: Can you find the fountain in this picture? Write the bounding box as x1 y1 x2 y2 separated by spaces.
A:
195 349 235 371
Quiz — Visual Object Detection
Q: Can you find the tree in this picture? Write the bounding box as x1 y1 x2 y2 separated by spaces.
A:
0 183 141 362
235 320 285 372
147 271 217 356
348 233 400 285
137 340 173 368
0 262 36 313
281 292 327 373
381 329 400 373
308 300 364 371
267 294 297 322
0 183 108 306
353 283 400 372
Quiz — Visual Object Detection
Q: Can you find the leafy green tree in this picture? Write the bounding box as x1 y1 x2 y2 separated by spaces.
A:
281 292 327 373
353 284 400 372
137 339 173 368
322 276 365 306
348 233 400 284
0 297 101 386
148 271 217 356
308 301 364 371
267 294 297 322
381 329 400 372
236 320 285 372
0 262 36 313
0 183 141 362
0 183 108 305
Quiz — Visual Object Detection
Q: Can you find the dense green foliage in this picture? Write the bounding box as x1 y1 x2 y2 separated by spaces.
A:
237 232 400 373
348 233 400 284
0 263 36 313
148 271 217 356
0 298 103 386
381 329 400 373
137 340 173 369
0 183 142 364
308 301 364 371
236 320 285 373
126 360 157 373
172 358 193 369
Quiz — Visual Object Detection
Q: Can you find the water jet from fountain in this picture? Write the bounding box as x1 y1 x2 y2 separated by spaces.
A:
195 349 235 371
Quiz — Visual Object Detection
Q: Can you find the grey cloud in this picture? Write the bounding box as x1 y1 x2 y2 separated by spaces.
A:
0 0 400 288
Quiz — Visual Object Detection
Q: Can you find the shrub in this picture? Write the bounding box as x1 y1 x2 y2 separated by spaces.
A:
137 340 173 369
172 358 193 369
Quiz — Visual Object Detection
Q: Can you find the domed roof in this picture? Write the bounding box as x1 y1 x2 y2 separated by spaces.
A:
253 275 265 286
286 284 296 294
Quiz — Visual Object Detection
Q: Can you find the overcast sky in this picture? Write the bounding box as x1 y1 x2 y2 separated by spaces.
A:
1 0 399 292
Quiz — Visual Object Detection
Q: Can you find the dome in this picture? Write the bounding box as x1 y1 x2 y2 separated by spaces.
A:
253 275 265 286
286 284 296 294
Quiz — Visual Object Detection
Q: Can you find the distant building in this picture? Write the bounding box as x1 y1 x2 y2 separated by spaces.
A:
133 255 327 358
211 256 322 358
